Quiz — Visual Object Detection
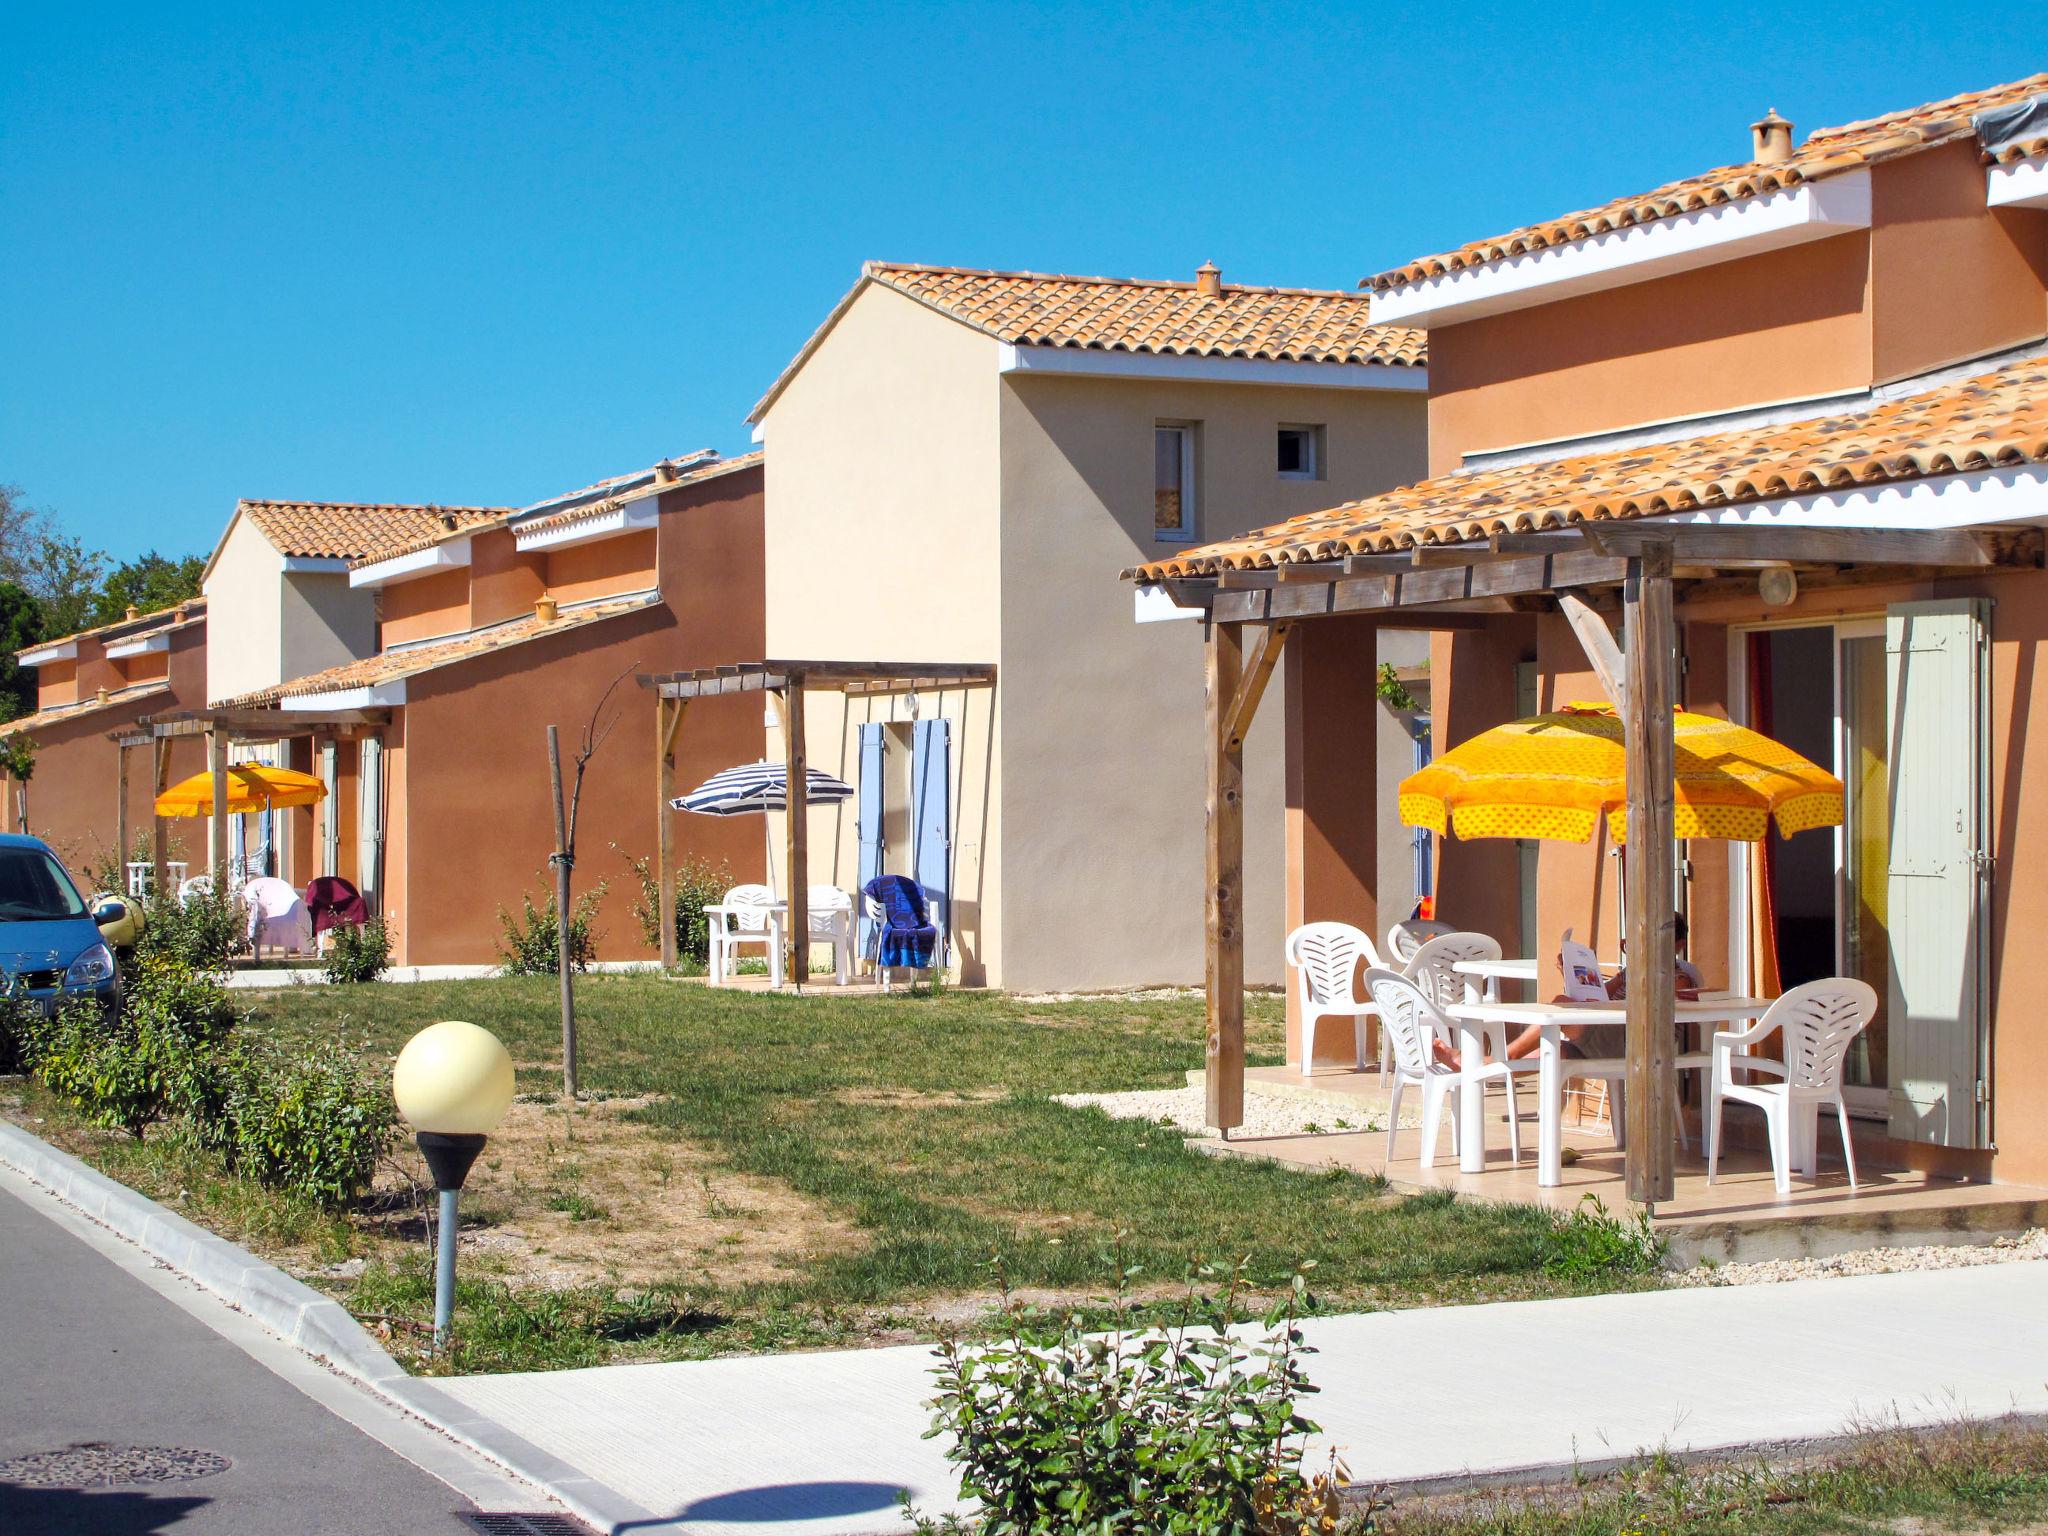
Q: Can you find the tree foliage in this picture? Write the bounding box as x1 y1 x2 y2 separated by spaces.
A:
0 484 202 654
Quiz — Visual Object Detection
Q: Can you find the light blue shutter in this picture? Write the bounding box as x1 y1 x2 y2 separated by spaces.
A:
911 717 951 956
856 724 885 953
359 736 385 916
1886 598 1990 1148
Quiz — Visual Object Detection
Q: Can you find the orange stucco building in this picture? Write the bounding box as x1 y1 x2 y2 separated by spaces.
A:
221 452 767 965
0 602 210 881
1136 73 2048 1186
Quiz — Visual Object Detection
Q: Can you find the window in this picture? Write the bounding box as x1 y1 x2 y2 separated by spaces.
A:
1154 423 1196 540
1278 424 1323 480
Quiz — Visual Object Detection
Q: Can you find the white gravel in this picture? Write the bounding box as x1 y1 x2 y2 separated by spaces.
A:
1054 1083 1407 1139
1674 1227 2048 1286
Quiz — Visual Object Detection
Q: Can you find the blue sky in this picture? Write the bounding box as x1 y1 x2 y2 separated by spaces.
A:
0 2 2027 560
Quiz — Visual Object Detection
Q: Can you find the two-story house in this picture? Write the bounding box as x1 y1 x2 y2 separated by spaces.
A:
1133 73 2048 1188
750 262 1428 990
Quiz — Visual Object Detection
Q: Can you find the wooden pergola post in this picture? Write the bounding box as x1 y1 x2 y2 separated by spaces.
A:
1204 619 1292 1133
783 676 809 988
115 743 130 891
1622 541 1678 1207
655 694 685 968
152 737 172 897
208 728 229 878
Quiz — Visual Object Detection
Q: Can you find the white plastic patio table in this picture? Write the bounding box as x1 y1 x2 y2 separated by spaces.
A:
702 901 786 988
1451 957 1540 984
1441 994 1771 1185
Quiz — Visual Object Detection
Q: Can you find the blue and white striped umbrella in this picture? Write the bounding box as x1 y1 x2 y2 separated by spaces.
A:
672 760 854 816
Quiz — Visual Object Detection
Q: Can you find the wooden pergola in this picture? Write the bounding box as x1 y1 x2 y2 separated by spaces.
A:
638 661 997 983
110 706 390 895
1166 521 2041 1206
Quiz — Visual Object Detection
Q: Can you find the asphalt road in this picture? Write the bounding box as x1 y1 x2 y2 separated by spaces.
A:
0 1175 498 1535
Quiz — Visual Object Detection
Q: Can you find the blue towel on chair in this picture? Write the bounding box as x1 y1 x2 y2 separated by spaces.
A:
864 874 937 970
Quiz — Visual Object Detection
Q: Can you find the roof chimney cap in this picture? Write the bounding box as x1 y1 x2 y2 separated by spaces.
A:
1751 108 1794 165
1195 261 1222 298
123 604 140 621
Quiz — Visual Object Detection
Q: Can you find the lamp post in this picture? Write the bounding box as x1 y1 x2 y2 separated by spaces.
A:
392 1020 515 1350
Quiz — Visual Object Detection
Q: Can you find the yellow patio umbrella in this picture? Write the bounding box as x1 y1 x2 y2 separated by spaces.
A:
1398 702 1842 845
154 762 328 818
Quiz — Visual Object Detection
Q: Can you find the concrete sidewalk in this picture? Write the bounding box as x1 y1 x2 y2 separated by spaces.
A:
438 1260 2048 1536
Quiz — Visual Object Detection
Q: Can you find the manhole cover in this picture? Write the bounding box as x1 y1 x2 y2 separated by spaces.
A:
0 1442 232 1488
459 1516 592 1536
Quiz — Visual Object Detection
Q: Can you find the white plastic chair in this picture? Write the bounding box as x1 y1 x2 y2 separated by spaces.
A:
708 884 783 988
1709 978 1877 1193
1386 918 1455 965
178 873 214 905
1284 922 1381 1076
1367 968 1527 1168
806 885 855 986
1405 932 1533 1164
863 884 941 991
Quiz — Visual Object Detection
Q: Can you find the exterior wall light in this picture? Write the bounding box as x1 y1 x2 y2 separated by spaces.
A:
1758 565 1799 608
393 1020 515 1349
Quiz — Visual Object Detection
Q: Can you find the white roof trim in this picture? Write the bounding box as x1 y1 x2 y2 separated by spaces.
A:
1372 171 1873 328
17 639 78 667
1133 583 1204 623
277 681 408 711
998 343 1427 392
281 556 354 574
1658 461 2048 534
514 498 659 552
104 631 170 660
1988 153 2048 211
349 536 473 589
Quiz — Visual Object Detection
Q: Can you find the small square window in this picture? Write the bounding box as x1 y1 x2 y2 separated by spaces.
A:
1155 423 1197 540
1278 425 1323 481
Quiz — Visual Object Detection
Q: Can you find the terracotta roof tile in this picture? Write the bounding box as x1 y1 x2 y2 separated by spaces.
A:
238 500 512 562
752 263 1424 419
0 681 172 738
17 598 206 659
220 592 661 707
1129 351 2048 578
1367 74 2048 291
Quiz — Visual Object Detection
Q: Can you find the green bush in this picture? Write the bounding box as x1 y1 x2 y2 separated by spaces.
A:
221 1037 396 1206
323 917 391 985
0 987 42 1074
496 877 606 976
1543 1193 1668 1278
619 846 731 968
921 1256 1334 1536
140 878 248 971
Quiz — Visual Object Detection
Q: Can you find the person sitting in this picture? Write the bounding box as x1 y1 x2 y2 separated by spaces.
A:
1497 915 1700 1062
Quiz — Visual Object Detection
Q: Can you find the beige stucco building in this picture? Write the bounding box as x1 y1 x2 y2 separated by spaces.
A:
751 263 1428 990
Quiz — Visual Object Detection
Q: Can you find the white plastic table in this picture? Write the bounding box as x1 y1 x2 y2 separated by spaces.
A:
1451 957 1539 985
703 902 786 988
1443 994 1771 1185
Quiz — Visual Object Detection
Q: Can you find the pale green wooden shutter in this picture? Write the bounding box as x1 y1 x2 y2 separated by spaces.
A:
1886 598 1990 1148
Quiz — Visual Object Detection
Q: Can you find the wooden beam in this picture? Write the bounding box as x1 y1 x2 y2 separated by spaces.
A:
152 738 172 898
208 729 229 878
1222 621 1291 748
782 683 809 988
1622 544 1677 1208
656 696 685 968
1559 593 1627 709
1216 550 1630 624
115 744 130 892
1205 621 1246 1133
1276 561 1345 583
1342 553 1413 574
1588 522 1999 567
1217 569 1281 589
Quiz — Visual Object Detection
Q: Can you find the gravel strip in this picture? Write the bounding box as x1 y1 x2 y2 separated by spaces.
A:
1674 1227 2048 1286
1054 1083 1411 1138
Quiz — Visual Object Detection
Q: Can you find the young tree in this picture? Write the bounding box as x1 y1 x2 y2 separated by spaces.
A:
0 583 44 722
548 664 636 1100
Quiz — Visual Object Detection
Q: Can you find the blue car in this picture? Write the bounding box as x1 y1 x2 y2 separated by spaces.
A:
0 834 121 1013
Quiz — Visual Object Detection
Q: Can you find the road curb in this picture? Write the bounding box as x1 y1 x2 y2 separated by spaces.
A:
0 1117 662 1535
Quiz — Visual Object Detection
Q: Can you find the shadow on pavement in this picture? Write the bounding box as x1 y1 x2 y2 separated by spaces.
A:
0 1482 212 1535
669 1479 906 1523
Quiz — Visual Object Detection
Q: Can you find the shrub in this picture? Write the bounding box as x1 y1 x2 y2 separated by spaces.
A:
1543 1192 1669 1279
323 917 391 985
921 1254 1333 1536
496 877 606 976
222 1037 396 1206
618 846 730 968
141 878 248 971
0 987 42 1074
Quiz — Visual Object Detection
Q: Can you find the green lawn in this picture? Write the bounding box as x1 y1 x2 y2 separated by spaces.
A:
18 976 1632 1371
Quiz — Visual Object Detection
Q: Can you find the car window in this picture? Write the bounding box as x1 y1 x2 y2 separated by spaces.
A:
0 847 88 921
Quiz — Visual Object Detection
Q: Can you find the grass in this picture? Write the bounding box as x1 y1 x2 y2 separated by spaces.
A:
9 975 1647 1371
1369 1417 2048 1535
